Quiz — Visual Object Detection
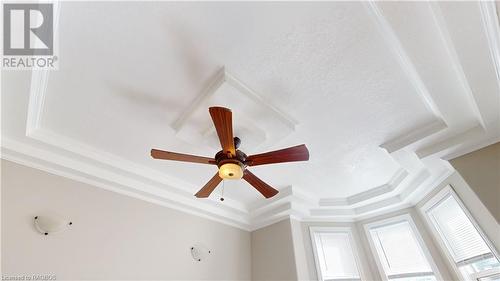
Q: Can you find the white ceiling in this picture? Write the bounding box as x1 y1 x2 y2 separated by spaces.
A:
2 1 500 230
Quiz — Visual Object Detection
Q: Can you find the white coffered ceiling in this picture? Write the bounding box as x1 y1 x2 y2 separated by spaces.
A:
2 1 500 230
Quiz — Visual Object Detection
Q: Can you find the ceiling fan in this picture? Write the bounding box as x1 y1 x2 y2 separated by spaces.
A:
151 107 309 199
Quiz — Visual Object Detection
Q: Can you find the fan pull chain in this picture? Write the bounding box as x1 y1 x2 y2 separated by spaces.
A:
220 180 225 202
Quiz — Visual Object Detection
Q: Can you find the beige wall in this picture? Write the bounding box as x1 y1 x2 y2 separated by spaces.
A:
1 160 251 280
450 142 500 223
251 219 297 281
4 142 498 281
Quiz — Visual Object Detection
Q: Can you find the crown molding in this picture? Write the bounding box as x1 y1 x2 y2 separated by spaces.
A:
18 64 455 231
26 69 50 135
3 2 499 232
380 120 447 154
480 1 500 89
430 2 486 129
366 0 450 154
441 134 500 161
1 138 252 231
364 1 444 122
371 1 494 157
172 67 298 132
319 169 408 207
416 125 485 159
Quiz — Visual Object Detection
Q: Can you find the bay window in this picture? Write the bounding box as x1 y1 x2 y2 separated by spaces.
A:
310 227 363 281
364 215 440 281
421 186 500 281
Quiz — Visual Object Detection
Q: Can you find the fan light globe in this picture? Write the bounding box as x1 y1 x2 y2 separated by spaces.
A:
218 163 243 179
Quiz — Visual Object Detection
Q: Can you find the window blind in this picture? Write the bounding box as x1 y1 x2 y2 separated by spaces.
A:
313 231 360 280
427 195 491 263
369 221 432 276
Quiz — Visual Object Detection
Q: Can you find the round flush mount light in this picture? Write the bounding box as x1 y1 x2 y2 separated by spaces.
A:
34 215 72 235
218 163 243 179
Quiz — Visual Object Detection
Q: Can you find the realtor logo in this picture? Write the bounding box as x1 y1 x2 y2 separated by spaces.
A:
2 3 57 69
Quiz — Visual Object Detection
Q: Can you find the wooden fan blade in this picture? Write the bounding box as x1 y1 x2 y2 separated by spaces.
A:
195 173 223 198
245 144 309 166
151 149 216 165
209 107 235 156
242 170 279 198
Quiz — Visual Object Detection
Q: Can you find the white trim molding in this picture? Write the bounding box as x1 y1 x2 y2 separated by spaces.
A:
2 1 500 232
480 1 500 88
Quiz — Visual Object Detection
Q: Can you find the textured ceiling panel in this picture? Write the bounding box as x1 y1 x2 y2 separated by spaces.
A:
2 1 498 228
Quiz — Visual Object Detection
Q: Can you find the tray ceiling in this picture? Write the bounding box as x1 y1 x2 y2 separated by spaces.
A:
2 1 499 230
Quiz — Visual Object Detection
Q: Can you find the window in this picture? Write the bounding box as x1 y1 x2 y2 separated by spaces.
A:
472 270 500 281
364 215 439 281
422 186 500 281
310 227 363 281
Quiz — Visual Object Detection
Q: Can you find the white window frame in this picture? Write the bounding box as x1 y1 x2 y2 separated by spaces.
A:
309 226 365 281
363 214 443 281
471 268 500 281
420 185 500 281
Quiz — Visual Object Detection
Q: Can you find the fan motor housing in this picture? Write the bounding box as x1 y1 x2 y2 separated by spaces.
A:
215 150 247 169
